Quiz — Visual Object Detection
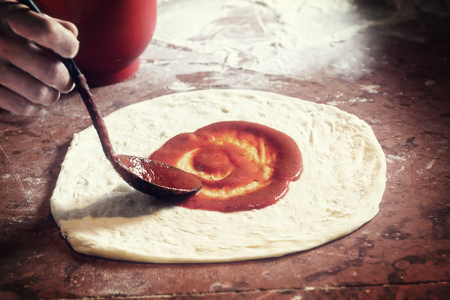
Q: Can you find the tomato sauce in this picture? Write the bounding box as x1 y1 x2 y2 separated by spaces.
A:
150 121 303 212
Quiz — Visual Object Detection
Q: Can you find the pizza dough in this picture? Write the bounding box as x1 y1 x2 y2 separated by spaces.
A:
50 89 386 263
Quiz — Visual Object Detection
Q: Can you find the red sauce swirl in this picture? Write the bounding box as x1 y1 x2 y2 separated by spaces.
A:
150 121 303 212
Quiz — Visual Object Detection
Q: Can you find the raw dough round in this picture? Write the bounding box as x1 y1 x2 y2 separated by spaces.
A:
51 89 386 263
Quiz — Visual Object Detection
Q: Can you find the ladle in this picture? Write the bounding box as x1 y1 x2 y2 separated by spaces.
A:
23 0 203 196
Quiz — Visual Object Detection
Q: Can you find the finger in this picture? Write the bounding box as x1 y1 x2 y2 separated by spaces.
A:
0 85 41 116
56 17 78 37
4 4 79 58
0 35 73 93
0 59 60 106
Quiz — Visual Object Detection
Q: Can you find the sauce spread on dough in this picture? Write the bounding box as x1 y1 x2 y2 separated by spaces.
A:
150 121 303 212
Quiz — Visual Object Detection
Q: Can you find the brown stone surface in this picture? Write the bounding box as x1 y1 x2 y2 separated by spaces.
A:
1 1 449 299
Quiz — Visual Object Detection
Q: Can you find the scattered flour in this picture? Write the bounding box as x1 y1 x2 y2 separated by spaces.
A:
166 81 196 92
425 158 436 170
360 84 381 94
386 154 407 163
349 97 371 103
155 0 372 78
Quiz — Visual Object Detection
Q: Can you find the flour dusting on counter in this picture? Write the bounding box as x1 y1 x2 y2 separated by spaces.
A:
155 0 371 78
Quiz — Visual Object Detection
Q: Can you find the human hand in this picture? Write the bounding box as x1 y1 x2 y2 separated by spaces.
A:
0 0 79 115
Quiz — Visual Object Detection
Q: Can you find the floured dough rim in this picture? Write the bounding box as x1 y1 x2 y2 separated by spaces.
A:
50 89 386 263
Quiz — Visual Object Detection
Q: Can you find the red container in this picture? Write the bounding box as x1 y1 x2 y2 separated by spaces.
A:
35 0 157 87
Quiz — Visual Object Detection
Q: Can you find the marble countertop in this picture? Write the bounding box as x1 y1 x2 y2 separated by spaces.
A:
1 1 449 298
